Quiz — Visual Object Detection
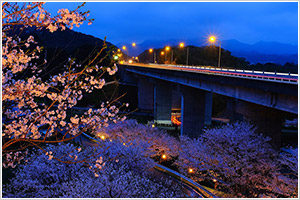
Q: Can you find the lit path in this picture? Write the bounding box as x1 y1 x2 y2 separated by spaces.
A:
125 63 298 83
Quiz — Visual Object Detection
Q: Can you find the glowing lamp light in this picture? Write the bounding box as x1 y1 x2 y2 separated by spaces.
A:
135 57 138 60
161 51 165 55
149 48 153 53
161 154 167 159
122 46 126 50
151 124 155 128
179 42 185 48
123 142 126 146
213 179 217 183
128 59 133 64
113 55 119 60
165 46 170 51
117 49 121 52
188 168 194 173
100 135 105 140
132 42 136 47
209 36 216 43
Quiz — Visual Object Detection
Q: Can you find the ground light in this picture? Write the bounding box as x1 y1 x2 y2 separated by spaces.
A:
100 135 105 140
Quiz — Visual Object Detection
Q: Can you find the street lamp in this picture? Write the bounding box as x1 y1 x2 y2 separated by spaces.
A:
179 42 189 65
149 48 156 63
160 51 165 63
208 35 221 68
165 46 173 63
132 42 136 47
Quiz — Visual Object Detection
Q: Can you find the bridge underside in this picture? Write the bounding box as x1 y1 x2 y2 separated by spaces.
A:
127 67 297 115
122 65 297 146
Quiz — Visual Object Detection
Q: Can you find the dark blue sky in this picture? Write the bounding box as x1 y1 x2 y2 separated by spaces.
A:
44 2 298 46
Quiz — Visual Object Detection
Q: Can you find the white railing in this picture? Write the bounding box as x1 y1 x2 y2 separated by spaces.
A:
146 63 298 83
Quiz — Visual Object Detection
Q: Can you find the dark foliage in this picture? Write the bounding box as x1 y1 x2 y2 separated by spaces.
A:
138 45 298 73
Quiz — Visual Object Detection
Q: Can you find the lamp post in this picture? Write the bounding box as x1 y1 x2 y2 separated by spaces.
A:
149 48 156 63
208 36 221 68
160 51 165 63
122 45 130 62
131 42 137 61
165 46 171 63
179 42 189 65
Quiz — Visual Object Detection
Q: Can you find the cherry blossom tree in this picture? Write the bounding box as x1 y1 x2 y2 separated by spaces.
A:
97 120 180 160
96 120 297 198
3 142 188 198
2 2 122 168
175 122 298 198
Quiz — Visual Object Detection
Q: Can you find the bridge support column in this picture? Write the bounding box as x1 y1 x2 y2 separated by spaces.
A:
138 77 154 112
154 81 172 125
180 86 212 138
235 101 284 146
226 98 243 122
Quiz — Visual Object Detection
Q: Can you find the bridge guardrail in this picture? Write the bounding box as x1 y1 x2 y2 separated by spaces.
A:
146 63 298 83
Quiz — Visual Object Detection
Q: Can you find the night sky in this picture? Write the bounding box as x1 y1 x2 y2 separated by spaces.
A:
44 1 298 46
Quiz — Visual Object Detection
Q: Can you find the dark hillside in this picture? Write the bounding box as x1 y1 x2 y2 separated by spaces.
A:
138 45 249 69
138 45 298 73
10 26 123 107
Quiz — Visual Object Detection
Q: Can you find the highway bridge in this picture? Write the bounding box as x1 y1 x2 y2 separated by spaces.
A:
118 62 298 145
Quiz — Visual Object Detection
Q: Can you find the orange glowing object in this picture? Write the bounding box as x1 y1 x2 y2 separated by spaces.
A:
188 168 194 173
100 135 105 140
165 46 170 51
209 36 216 43
179 42 185 48
149 48 153 53
161 154 167 159
161 51 165 55
171 115 181 126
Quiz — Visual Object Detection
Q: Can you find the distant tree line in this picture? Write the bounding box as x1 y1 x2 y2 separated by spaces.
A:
138 45 298 73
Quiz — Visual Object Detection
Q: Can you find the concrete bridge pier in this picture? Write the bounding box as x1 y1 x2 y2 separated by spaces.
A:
226 98 243 122
138 77 154 112
180 86 212 138
154 81 173 125
235 101 284 146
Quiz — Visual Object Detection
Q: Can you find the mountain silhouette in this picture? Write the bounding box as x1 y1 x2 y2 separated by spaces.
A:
119 38 298 64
